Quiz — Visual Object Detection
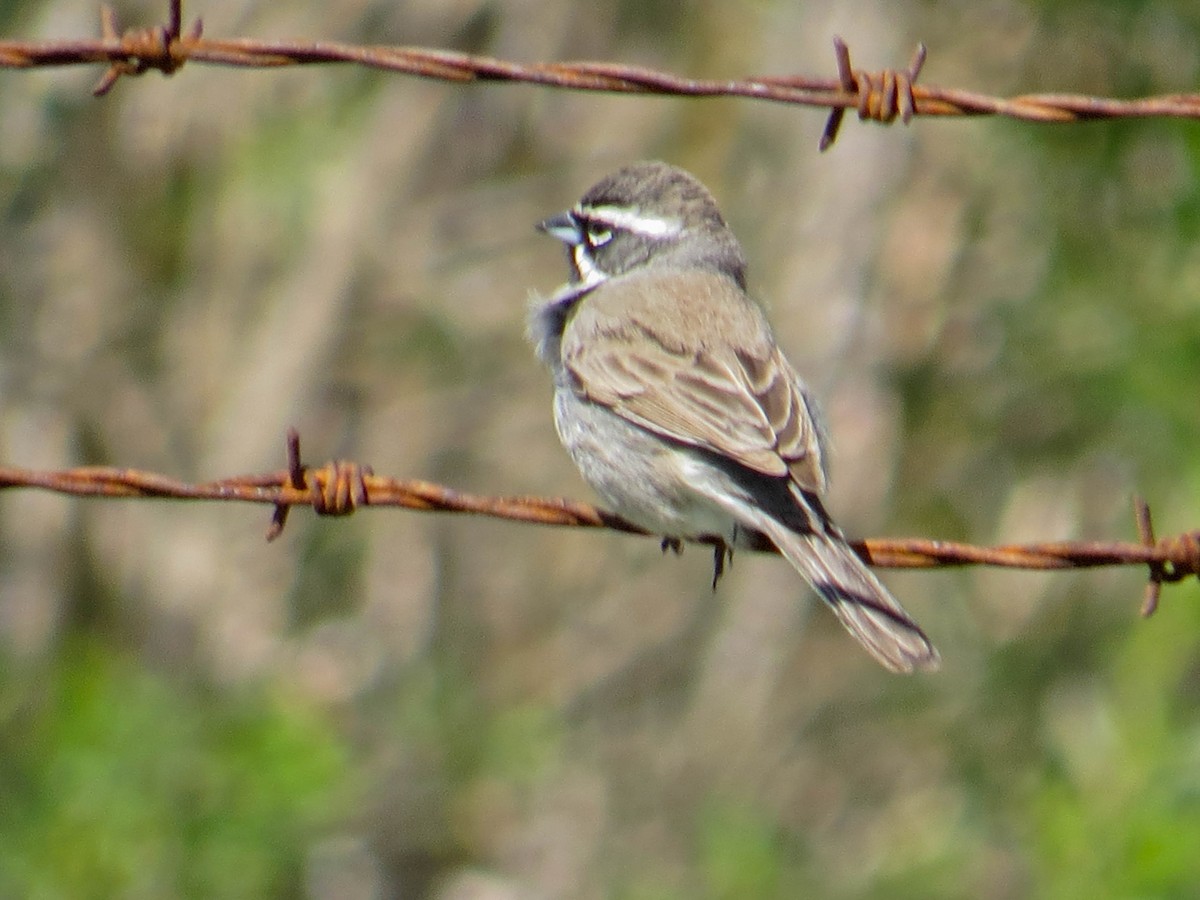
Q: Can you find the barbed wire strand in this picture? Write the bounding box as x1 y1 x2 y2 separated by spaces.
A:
1 430 1196 616
5 2 1200 148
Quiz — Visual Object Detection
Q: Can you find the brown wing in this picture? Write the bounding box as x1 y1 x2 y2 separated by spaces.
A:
562 268 828 494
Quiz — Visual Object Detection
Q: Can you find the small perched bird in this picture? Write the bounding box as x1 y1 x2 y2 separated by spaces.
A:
528 161 938 674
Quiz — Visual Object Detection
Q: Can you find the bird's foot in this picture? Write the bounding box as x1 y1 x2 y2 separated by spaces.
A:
711 541 734 590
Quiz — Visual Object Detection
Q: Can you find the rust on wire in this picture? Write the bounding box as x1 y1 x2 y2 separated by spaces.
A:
6 3 1200 147
817 38 926 151
92 1 198 96
1 431 1197 616
264 432 372 541
1135 497 1200 617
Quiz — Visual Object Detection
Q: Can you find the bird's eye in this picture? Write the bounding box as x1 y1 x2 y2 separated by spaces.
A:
585 225 613 248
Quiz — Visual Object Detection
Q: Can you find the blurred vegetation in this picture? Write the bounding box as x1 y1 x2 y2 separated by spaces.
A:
0 639 350 898
2 0 1200 897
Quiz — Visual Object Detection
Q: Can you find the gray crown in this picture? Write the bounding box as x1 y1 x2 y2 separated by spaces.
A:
539 161 748 288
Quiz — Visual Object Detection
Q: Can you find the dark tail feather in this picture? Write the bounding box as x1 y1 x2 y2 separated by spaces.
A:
762 521 939 674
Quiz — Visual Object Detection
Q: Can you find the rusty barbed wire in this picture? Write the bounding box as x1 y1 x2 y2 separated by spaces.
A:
1 429 1197 616
4 2 1200 148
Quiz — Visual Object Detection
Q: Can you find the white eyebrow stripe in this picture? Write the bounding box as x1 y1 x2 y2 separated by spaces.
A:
575 204 682 238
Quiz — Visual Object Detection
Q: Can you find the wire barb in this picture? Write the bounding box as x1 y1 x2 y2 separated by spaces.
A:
820 37 927 151
266 429 372 541
91 0 199 96
1137 496 1163 617
1135 496 1200 617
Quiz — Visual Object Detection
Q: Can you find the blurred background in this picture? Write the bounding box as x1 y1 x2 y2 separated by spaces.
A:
2 0 1200 897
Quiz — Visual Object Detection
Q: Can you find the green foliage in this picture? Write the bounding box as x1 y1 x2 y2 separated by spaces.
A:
0 642 350 899
696 800 788 898
1027 595 1200 897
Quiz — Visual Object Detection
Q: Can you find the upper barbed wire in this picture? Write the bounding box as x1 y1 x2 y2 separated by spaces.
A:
4 2 1200 148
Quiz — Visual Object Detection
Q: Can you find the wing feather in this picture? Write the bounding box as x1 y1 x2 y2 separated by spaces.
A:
562 268 827 493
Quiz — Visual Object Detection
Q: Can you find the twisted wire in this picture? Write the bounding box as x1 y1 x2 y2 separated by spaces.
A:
1 430 1196 617
4 3 1200 146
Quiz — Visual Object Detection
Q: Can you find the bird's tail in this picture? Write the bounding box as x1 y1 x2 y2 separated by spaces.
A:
754 515 939 674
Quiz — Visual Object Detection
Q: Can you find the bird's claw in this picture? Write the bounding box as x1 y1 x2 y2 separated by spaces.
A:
711 542 733 590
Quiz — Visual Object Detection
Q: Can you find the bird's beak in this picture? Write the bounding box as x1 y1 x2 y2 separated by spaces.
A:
536 211 582 245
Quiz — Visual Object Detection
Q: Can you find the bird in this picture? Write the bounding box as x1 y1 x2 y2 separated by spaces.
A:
527 160 938 674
